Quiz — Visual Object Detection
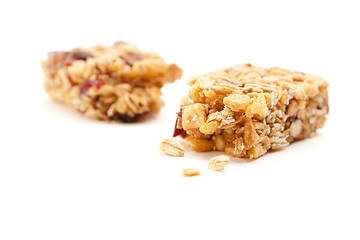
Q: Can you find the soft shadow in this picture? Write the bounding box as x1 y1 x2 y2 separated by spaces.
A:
183 147 250 164
39 99 93 122
38 99 158 125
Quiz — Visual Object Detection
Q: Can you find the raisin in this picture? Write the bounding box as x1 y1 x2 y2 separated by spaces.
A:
112 113 140 123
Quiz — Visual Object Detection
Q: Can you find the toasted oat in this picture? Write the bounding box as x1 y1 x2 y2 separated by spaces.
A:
208 155 230 171
159 138 185 157
182 168 201 177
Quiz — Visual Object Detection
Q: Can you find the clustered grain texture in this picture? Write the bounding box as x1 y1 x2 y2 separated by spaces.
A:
42 41 182 122
174 64 329 159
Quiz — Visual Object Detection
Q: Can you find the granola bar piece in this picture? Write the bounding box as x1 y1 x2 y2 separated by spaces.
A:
42 41 182 122
173 64 329 159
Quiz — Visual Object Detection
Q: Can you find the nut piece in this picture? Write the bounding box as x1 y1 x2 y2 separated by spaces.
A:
182 168 201 177
185 137 214 152
159 138 185 157
208 155 230 171
290 119 303 138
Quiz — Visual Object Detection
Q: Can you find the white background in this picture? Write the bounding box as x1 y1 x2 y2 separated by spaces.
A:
1 0 359 239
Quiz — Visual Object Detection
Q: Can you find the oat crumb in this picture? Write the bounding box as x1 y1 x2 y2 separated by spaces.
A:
182 168 201 177
159 138 185 157
208 155 230 171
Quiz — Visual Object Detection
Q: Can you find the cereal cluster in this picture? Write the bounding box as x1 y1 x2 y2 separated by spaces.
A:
42 41 182 122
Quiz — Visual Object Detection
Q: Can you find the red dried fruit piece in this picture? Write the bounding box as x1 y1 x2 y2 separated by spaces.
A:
121 53 143 67
80 79 104 95
173 109 187 138
173 126 186 138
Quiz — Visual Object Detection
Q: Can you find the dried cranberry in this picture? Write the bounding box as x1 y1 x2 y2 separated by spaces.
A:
121 53 143 67
173 127 186 138
173 109 186 138
80 79 104 95
112 113 140 123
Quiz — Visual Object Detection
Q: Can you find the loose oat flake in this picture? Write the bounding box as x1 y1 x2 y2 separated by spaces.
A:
208 155 230 171
182 168 201 177
159 138 185 157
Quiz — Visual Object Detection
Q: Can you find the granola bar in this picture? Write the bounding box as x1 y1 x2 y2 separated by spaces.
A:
42 41 182 122
173 64 329 159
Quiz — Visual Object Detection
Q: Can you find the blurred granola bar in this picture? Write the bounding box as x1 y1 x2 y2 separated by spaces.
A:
42 41 182 122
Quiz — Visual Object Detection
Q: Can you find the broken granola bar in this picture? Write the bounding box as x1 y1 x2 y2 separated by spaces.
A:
173 64 329 158
42 41 182 122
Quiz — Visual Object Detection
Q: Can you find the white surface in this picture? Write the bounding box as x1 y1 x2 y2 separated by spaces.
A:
1 0 360 239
